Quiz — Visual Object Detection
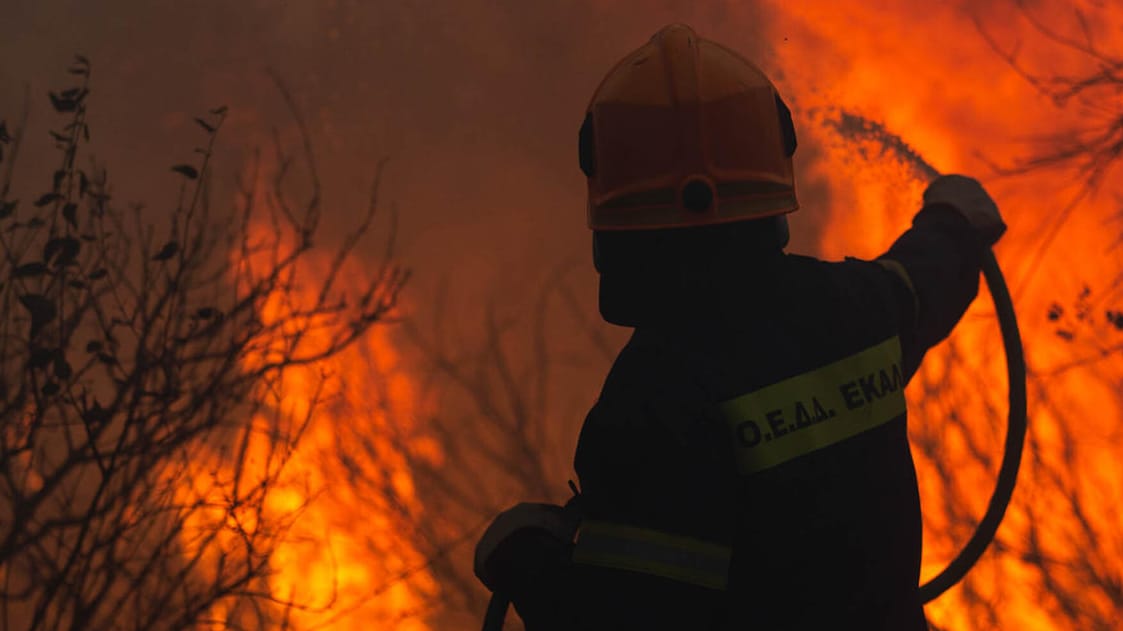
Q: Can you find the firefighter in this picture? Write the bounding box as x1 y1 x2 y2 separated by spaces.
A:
475 23 1005 630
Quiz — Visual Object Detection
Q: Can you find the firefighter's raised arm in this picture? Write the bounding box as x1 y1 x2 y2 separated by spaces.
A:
877 174 1006 377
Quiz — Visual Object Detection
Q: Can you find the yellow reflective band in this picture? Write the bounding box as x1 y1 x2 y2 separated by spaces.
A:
572 521 732 591
720 336 906 475
875 258 920 326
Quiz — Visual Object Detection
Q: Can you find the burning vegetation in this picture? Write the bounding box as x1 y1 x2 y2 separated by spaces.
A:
2 1 1122 630
0 62 420 630
771 1 1123 628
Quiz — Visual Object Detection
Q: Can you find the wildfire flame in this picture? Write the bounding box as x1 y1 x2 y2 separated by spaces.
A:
174 211 439 629
171 3 1123 628
762 1 1123 627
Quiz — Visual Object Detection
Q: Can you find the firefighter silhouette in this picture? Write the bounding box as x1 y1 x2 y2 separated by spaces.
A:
476 24 1006 631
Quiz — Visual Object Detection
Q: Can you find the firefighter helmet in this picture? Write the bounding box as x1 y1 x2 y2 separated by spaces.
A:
580 23 798 230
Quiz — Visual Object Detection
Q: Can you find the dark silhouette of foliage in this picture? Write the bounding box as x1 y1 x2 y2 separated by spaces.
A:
0 56 406 631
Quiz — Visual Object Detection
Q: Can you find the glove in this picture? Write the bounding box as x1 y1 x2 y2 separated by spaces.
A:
474 502 579 591
474 502 580 631
922 174 1006 245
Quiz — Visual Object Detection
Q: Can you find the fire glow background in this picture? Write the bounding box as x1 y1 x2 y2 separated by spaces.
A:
3 1 1122 629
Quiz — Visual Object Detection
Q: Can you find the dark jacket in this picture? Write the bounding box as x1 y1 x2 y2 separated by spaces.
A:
571 204 984 630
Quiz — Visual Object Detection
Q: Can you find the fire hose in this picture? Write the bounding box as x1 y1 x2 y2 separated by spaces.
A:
479 120 1027 629
918 234 1026 602
890 134 1028 605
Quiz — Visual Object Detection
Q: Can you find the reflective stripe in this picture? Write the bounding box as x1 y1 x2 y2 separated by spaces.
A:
721 336 906 475
875 258 920 326
572 521 732 590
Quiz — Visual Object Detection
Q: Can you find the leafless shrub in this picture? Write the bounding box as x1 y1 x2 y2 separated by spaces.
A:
0 57 406 631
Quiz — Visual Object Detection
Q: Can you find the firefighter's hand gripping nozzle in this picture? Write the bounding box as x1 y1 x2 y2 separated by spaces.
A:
923 174 1007 246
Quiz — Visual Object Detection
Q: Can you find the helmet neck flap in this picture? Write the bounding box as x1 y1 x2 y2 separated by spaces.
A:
594 215 790 327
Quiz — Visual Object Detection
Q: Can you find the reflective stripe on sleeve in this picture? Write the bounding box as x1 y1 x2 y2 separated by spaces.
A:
721 336 907 475
572 520 732 591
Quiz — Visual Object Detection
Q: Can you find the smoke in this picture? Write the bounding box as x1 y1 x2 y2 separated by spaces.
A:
0 0 826 461
0 1 811 305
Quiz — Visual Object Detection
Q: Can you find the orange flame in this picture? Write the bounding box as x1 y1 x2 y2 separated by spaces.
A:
760 1 1123 627
174 213 439 629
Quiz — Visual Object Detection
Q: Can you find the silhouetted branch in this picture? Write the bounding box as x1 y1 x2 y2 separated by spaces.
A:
0 58 406 631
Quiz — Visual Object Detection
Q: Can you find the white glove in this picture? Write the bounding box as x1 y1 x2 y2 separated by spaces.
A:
922 174 1006 245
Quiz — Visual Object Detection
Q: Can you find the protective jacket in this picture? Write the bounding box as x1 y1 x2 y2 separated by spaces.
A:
568 203 985 630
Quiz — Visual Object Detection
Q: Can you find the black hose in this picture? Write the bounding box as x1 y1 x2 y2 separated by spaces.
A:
918 247 1027 602
480 593 510 631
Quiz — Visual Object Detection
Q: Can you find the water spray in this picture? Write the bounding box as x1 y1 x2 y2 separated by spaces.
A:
825 108 1028 603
